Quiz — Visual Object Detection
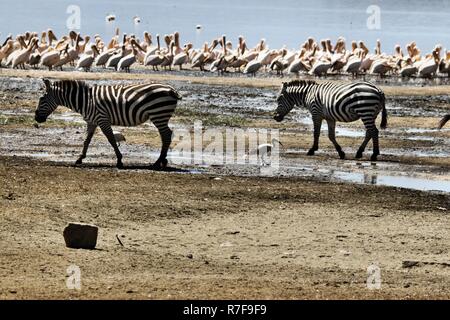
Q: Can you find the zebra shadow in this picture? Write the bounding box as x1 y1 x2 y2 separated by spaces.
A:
73 163 195 173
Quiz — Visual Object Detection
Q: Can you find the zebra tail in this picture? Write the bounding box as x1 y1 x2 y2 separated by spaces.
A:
438 114 450 129
380 91 387 129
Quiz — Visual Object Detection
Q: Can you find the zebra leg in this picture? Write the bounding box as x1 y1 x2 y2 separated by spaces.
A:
153 122 173 169
361 118 380 161
99 123 124 168
307 117 322 156
326 119 345 159
356 131 372 159
75 123 97 165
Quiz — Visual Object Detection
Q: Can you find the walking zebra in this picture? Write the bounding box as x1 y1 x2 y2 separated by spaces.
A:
273 80 387 161
35 79 182 169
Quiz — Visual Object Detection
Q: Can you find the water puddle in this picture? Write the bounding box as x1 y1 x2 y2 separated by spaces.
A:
333 171 450 193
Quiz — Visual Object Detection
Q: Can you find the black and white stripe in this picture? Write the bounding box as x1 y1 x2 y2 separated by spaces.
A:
274 80 387 161
35 79 182 168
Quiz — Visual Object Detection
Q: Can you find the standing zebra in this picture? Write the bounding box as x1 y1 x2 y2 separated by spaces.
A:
35 79 182 169
273 80 387 161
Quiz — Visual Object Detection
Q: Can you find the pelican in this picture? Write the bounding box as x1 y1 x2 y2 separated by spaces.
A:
172 43 193 70
418 49 440 78
77 44 100 71
243 58 263 76
12 37 38 69
159 41 175 70
40 46 65 70
288 48 311 74
399 58 418 77
117 39 143 72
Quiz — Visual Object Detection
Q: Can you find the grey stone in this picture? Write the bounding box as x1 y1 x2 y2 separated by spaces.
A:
63 223 98 249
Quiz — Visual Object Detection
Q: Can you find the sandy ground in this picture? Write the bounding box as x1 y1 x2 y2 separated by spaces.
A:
0 70 449 299
0 156 449 299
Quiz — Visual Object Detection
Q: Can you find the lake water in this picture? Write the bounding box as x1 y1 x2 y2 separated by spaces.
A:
1 0 450 54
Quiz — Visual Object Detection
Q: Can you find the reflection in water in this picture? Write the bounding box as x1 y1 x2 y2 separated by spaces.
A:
334 171 450 193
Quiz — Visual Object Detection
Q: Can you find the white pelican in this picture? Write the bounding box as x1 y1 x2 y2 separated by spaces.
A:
77 44 100 71
12 37 38 69
117 39 143 72
418 50 440 78
399 58 418 77
106 44 128 70
40 46 64 70
243 58 263 76
159 41 175 70
172 43 193 70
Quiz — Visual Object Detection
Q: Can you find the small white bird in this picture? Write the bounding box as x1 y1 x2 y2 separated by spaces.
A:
133 16 141 24
113 131 126 146
106 14 116 22
257 138 283 166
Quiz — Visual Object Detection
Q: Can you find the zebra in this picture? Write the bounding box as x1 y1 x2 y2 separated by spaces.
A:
35 78 182 169
273 80 387 161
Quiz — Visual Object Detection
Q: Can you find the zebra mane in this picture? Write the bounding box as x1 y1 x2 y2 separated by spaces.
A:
53 79 90 90
284 80 317 88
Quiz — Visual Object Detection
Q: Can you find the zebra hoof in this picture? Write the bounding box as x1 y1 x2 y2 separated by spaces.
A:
75 158 83 165
355 151 363 159
339 151 346 159
370 154 378 161
116 161 124 169
307 149 315 156
152 159 168 170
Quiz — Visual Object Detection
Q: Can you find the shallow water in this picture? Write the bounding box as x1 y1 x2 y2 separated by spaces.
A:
1 0 450 53
333 171 450 193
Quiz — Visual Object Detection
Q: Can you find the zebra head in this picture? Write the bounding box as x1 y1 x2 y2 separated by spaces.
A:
273 82 295 122
35 79 58 123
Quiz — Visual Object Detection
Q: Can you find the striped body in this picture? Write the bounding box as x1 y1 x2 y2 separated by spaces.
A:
35 79 181 168
274 80 387 161
89 83 180 126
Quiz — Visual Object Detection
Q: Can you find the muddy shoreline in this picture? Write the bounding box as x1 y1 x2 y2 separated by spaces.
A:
0 71 449 299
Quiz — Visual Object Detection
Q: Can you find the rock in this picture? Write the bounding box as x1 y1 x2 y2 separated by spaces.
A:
63 223 98 249
186 254 193 259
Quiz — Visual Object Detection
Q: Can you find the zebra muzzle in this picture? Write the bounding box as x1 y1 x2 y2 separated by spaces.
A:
273 113 284 122
34 114 47 123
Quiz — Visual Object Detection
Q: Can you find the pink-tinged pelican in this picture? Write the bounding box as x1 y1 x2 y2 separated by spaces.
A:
77 44 100 71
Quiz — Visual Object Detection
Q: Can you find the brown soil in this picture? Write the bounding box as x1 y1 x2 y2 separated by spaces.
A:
0 156 449 300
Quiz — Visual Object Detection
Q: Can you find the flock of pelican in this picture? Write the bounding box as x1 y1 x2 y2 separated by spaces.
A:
1 28 449 78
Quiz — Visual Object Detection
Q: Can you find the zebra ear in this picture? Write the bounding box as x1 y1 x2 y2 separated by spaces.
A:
42 78 51 91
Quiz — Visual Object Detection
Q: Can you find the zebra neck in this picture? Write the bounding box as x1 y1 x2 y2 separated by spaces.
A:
288 85 311 109
53 87 90 114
